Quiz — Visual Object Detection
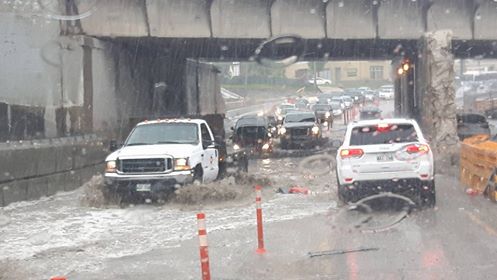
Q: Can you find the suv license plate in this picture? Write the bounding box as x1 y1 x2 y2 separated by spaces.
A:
136 183 151 192
377 154 394 162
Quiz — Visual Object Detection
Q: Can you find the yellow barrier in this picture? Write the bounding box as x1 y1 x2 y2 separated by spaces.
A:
459 135 497 194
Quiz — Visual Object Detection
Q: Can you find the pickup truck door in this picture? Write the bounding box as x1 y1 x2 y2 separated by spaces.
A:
200 123 219 182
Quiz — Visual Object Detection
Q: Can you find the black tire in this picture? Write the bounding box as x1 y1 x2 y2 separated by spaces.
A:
239 156 249 173
217 162 227 180
192 165 203 185
336 171 349 204
420 181 436 208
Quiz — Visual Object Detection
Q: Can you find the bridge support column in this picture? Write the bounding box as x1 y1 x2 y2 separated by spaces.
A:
417 30 459 171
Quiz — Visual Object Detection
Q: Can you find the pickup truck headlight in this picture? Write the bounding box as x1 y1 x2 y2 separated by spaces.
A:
105 160 116 173
174 158 191 171
312 126 320 135
325 112 331 118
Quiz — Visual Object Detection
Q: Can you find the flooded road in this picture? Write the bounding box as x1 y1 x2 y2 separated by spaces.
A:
2 100 497 279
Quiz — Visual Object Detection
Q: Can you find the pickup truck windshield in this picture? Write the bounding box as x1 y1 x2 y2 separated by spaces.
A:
285 114 316 123
126 123 199 146
350 124 418 145
312 105 331 111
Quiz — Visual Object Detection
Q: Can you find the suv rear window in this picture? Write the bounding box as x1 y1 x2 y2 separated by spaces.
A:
457 114 487 124
350 124 418 145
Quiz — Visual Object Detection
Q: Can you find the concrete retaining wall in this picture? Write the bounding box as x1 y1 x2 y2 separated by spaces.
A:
0 135 107 207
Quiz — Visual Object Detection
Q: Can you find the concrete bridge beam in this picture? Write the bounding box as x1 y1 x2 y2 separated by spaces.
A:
427 0 474 40
270 0 326 38
211 0 270 38
377 0 424 39
326 0 376 39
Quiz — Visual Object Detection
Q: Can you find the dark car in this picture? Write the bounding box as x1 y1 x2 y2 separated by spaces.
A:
359 106 382 120
344 89 365 104
317 92 336 104
279 112 322 149
457 113 491 140
295 98 309 109
232 115 274 154
363 90 378 102
311 103 333 130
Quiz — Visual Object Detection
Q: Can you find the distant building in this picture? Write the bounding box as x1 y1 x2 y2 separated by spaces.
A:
284 60 392 86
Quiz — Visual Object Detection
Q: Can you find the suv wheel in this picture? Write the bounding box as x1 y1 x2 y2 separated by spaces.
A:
420 180 436 208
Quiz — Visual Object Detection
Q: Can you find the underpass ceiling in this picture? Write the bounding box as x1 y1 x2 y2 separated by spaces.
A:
112 37 497 61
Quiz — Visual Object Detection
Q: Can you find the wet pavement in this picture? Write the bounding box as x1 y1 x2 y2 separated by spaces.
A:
2 99 497 279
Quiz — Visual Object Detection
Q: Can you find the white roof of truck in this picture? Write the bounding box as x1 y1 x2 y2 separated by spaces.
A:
136 119 205 126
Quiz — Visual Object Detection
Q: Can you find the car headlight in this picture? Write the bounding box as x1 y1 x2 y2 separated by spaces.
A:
262 143 270 150
233 144 240 150
280 127 287 135
325 112 331 118
105 160 116 173
174 158 191 171
312 126 320 134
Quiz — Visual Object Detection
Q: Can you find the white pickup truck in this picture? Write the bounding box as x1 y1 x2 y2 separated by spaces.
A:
104 119 221 196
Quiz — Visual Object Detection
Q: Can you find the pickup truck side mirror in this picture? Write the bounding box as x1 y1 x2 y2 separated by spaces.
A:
203 139 217 149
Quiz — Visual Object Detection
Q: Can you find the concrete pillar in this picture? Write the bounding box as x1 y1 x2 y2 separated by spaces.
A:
417 30 459 171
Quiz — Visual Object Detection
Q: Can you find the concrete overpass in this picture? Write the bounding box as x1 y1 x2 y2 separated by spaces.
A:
72 0 496 41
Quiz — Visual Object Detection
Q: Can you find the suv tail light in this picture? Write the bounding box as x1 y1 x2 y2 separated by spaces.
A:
406 144 429 154
340 148 364 158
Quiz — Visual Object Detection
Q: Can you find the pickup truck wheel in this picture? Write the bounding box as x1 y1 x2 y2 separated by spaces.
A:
280 140 288 150
192 166 204 185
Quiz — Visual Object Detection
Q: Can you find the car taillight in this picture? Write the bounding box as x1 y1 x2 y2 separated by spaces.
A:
340 148 364 158
406 144 429 154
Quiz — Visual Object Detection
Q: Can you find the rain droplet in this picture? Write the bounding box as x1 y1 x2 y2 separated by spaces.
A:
445 9 450 14
220 45 228 51
310 8 316 14
338 1 344 8
372 0 378 5
475 14 481 20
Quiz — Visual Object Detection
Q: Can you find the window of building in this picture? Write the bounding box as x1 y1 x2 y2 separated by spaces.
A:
370 66 384 80
346 68 358 77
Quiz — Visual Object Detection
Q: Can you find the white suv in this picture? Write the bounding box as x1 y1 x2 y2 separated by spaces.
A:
336 118 435 207
378 85 394 99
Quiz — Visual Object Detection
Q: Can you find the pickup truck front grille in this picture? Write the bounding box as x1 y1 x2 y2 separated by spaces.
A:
118 158 173 173
291 128 310 136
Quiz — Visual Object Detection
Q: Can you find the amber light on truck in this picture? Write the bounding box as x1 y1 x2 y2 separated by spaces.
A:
174 158 191 171
105 160 117 173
